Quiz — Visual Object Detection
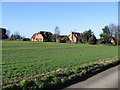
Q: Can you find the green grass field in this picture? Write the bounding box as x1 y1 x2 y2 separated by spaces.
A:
2 41 118 82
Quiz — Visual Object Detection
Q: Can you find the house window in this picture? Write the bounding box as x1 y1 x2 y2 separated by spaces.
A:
39 38 42 41
36 38 38 40
38 34 41 36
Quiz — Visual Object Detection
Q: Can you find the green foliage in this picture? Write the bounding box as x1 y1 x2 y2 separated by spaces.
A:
50 77 61 85
100 26 111 44
74 67 82 73
2 84 20 89
50 72 59 77
34 79 46 88
60 36 69 43
80 29 93 43
60 39 66 43
68 74 78 80
41 75 53 82
19 80 28 87
50 35 56 42
63 70 74 76
64 36 69 42
56 38 61 43
19 80 36 88
88 35 97 45
61 77 69 83
80 69 87 75
98 39 105 44
56 36 68 43
0 28 8 39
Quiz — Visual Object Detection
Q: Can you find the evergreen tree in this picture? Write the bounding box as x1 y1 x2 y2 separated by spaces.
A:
99 26 111 44
0 28 8 39
88 35 97 45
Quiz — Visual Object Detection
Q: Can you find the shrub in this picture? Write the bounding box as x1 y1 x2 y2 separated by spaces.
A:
56 72 67 77
88 35 97 45
60 39 66 43
75 67 82 71
63 70 74 76
19 80 28 87
80 69 87 75
49 72 59 77
41 75 53 82
50 35 56 42
68 74 77 80
56 39 61 43
93 64 100 68
19 80 36 89
2 84 20 89
50 77 61 85
34 79 46 88
92 68 101 73
61 77 69 83
74 67 82 73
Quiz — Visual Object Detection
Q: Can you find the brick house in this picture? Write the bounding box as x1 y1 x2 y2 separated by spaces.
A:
68 32 80 43
31 31 52 42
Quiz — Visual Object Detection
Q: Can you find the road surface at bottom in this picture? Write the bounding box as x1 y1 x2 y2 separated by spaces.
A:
66 65 119 88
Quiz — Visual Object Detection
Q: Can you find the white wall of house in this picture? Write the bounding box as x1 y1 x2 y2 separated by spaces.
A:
31 34 44 42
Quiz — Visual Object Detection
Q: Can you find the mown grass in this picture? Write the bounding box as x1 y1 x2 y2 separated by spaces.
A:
2 41 118 82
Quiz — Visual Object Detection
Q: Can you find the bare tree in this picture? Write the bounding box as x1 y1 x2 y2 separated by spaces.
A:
14 31 20 36
109 23 120 45
6 30 10 38
109 23 118 37
54 26 60 42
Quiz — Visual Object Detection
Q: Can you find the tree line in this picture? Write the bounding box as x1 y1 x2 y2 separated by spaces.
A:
0 28 23 41
0 23 120 45
52 24 119 45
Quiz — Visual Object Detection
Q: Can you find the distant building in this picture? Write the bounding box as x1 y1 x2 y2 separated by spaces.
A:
57 35 68 43
57 35 68 40
31 31 52 42
68 32 80 43
110 37 117 45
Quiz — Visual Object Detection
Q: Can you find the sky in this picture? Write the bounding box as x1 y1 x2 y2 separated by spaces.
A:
2 2 118 38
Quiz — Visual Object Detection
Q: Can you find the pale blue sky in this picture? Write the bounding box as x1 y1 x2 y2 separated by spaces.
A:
2 2 118 38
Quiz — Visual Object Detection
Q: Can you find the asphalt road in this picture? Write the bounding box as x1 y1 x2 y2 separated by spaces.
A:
66 65 119 88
